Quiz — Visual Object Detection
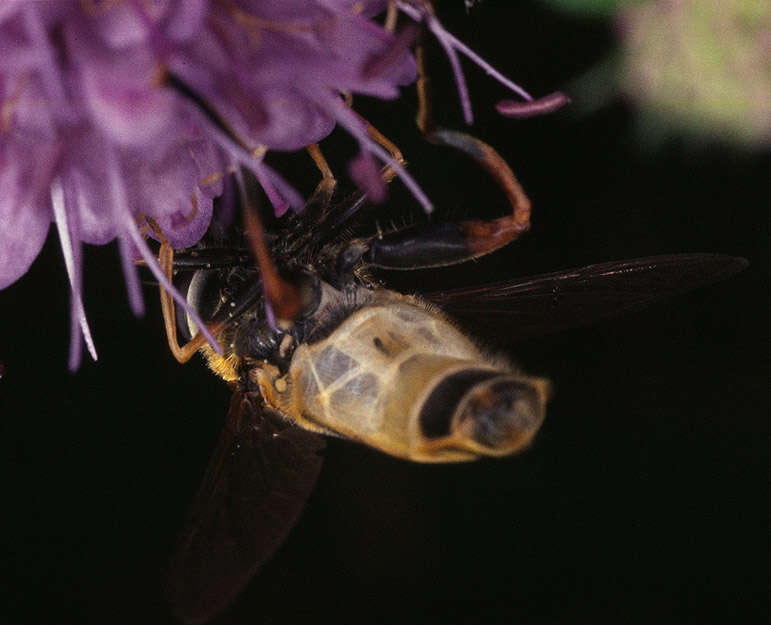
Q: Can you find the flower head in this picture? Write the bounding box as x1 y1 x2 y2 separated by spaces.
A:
0 0 551 369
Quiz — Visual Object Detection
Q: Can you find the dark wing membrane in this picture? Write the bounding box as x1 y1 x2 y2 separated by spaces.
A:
425 254 747 341
167 392 325 625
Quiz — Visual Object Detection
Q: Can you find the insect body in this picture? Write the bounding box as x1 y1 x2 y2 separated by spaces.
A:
208 279 550 463
159 42 744 624
165 184 745 625
165 189 552 623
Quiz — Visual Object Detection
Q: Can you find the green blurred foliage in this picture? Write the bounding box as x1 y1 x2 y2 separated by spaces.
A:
618 0 771 147
542 0 771 148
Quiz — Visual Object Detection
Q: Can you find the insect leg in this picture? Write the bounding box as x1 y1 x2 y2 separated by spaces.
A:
309 116 406 246
305 143 336 208
360 134 531 269
365 117 406 185
417 31 530 246
170 248 253 271
146 218 226 363
360 34 531 271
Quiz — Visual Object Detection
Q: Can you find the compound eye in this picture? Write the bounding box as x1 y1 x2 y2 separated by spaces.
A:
184 269 222 339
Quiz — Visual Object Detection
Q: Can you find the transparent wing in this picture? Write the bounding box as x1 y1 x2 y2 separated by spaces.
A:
425 254 747 341
167 391 325 625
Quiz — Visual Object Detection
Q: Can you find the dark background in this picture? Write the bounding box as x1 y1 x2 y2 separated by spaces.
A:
1 4 768 624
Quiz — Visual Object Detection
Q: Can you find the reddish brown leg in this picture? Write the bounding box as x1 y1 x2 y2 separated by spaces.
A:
429 129 531 253
415 35 531 256
360 35 533 271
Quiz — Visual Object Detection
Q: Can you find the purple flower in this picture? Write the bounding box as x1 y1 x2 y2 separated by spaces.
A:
0 0 545 369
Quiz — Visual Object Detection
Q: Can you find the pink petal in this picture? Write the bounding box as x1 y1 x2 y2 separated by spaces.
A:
127 141 215 248
0 143 51 289
63 132 119 245
84 0 169 49
164 0 208 42
348 151 387 203
190 143 225 199
249 85 336 151
67 20 177 147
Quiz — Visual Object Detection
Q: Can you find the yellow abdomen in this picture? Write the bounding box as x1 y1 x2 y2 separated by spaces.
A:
258 292 550 462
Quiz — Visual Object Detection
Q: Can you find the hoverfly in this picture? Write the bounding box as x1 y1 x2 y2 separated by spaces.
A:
157 165 746 624
148 10 746 620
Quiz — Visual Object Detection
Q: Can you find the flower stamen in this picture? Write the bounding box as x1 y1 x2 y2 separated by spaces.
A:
50 178 98 370
321 94 432 212
119 234 145 316
209 126 301 216
396 0 533 123
496 92 571 118
105 144 223 354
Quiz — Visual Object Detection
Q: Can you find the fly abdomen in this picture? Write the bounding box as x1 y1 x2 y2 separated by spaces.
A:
420 372 548 457
255 288 551 463
419 369 501 438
